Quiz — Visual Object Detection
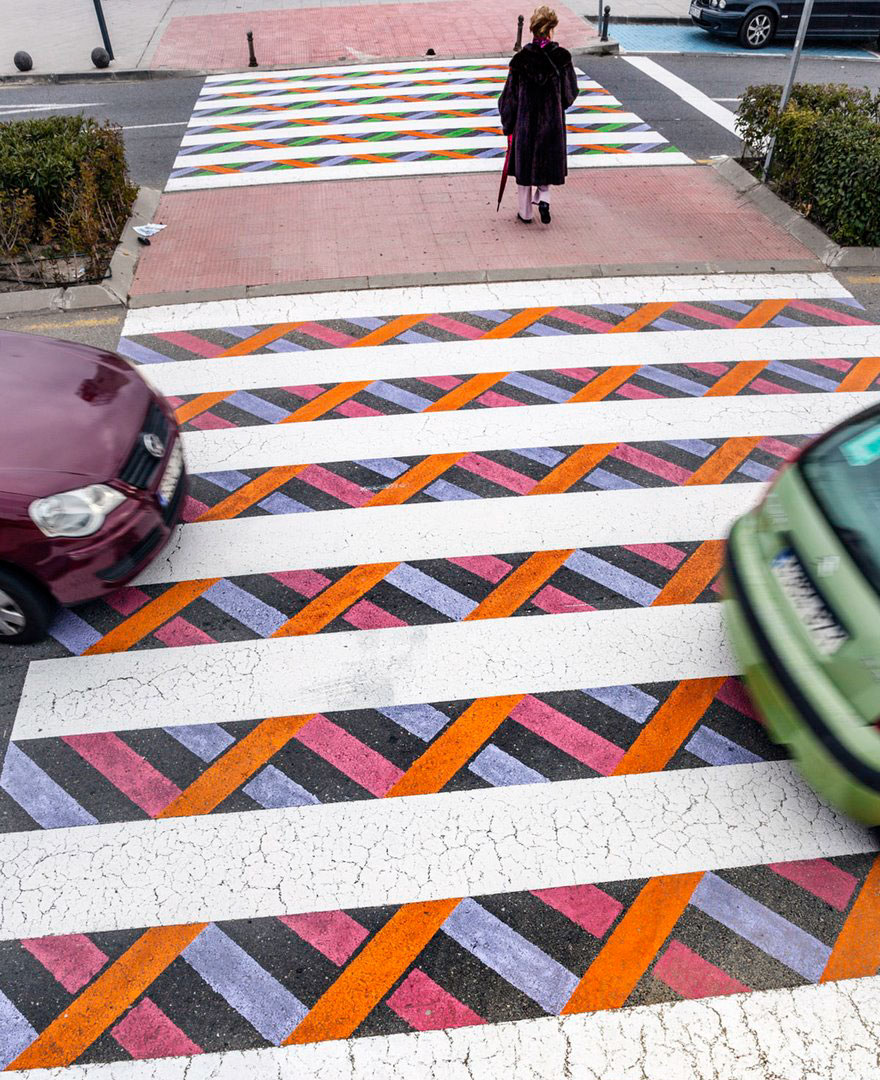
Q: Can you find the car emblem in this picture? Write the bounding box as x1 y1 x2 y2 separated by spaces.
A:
143 433 165 458
815 555 840 577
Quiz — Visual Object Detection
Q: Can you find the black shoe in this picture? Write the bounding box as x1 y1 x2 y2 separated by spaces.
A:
517 213 532 224
538 201 551 224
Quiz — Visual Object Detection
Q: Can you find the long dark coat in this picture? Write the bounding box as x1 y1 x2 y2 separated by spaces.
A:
498 42 579 187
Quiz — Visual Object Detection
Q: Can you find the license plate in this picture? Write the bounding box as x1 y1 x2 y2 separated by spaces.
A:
689 1 701 17
157 441 184 507
772 549 847 656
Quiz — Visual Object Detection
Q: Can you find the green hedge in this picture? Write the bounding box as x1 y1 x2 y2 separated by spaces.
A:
736 83 880 248
0 115 137 281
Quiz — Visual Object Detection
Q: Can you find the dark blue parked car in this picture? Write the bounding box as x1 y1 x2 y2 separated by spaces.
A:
690 0 880 49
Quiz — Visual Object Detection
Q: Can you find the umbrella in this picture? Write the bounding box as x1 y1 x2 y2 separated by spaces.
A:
496 135 513 212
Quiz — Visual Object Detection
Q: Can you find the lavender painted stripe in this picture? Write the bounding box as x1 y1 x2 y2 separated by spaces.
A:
442 898 579 1013
199 470 252 492
241 161 276 172
396 152 427 162
220 325 259 338
182 924 307 1043
524 323 568 337
738 459 776 482
471 310 510 323
225 391 290 423
685 725 762 767
396 330 442 345
772 315 813 328
345 317 386 330
667 439 715 458
366 381 432 412
425 479 482 501
385 563 478 620
651 317 699 332
259 492 311 514
594 304 634 316
48 608 102 655
0 989 38 1069
0 744 96 829
265 338 307 352
638 365 708 396
243 765 319 809
503 372 572 403
582 467 641 491
711 300 752 314
202 580 287 637
766 361 837 391
565 550 660 606
690 873 831 981
581 683 658 724
356 457 410 478
116 339 175 365
164 723 235 763
379 702 450 741
513 446 566 467
469 744 546 787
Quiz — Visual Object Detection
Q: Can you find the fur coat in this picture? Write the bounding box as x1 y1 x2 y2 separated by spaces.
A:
498 42 579 188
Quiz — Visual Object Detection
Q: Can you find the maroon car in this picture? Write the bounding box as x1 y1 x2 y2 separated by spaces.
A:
0 330 185 644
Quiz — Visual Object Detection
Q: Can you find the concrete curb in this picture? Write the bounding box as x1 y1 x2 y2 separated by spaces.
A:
0 68 199 86
0 187 162 317
586 15 692 24
712 156 880 270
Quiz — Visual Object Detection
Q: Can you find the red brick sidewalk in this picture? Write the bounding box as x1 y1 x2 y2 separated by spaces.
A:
131 167 815 301
151 0 595 71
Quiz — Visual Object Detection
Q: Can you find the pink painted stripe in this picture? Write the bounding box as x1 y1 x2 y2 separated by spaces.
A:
165 396 184 409
183 496 210 521
297 322 357 347
62 733 181 817
759 436 801 460
654 939 749 998
298 464 372 506
21 934 108 993
809 356 851 372
111 998 203 1059
557 366 597 383
343 598 407 629
531 585 595 614
423 314 484 340
458 453 534 494
296 714 404 796
768 859 858 911
189 411 237 429
476 390 526 408
104 587 151 616
687 361 729 376
751 377 796 395
531 884 623 938
419 373 462 390
613 444 690 484
672 302 738 329
715 676 756 719
511 694 623 774
387 969 485 1031
625 543 686 570
279 910 368 966
334 399 382 418
552 307 617 333
789 300 871 326
616 383 662 400
284 383 327 401
155 331 222 358
272 568 331 597
448 554 512 583
154 617 216 648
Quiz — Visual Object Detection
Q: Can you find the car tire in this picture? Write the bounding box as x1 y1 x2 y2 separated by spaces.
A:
738 8 777 48
0 566 54 645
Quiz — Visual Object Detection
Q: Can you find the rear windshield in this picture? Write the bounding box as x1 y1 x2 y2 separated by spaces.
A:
800 413 880 591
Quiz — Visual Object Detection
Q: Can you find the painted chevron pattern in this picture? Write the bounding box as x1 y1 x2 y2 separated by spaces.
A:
2 853 877 1069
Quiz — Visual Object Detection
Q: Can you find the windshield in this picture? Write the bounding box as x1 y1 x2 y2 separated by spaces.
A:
800 411 880 591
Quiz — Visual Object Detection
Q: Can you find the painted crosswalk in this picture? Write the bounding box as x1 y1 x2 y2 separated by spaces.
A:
167 58 691 190
3 270 880 1076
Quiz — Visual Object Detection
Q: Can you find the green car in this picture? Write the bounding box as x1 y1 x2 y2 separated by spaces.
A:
725 403 880 824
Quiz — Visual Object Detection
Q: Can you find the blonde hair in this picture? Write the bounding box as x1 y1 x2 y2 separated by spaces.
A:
530 5 558 37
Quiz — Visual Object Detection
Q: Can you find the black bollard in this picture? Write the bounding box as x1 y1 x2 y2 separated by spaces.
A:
92 0 114 61
514 14 524 51
601 4 611 41
247 30 258 67
13 50 33 72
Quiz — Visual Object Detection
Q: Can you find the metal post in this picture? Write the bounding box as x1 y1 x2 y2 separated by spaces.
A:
247 30 258 67
601 5 611 41
598 0 603 32
514 15 524 52
92 0 114 60
762 0 814 181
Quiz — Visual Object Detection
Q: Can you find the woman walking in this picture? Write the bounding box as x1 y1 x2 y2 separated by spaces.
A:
498 6 579 224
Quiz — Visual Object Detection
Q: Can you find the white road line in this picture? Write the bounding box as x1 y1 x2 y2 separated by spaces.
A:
179 392 875 474
191 82 579 108
122 272 846 335
205 58 517 81
167 152 694 191
197 75 599 97
0 102 104 116
122 121 189 131
14 604 734 738
0 760 872 940
138 484 761 586
144 324 880 398
622 55 740 136
199 69 518 92
33 977 880 1080
174 130 667 167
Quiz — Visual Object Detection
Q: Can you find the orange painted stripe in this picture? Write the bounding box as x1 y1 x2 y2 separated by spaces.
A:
735 298 790 330
220 322 303 358
386 695 525 798
464 549 575 622
157 714 313 819
83 578 219 655
7 923 206 1070
567 366 640 403
820 854 880 982
203 164 239 174
529 443 618 496
175 391 236 425
837 356 880 393
481 307 557 340
609 302 672 334
279 380 373 424
350 314 428 348
284 898 460 1044
651 539 724 607
561 872 703 1014
613 677 726 776
684 436 763 487
271 562 398 638
365 452 467 507
703 360 769 397
423 371 508 411
196 464 308 522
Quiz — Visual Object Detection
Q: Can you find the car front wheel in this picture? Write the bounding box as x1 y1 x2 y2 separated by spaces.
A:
738 8 776 48
0 566 54 645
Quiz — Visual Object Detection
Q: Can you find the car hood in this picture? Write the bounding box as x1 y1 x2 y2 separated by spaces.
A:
0 330 153 498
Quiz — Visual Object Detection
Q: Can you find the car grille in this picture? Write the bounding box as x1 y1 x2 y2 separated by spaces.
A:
118 402 170 489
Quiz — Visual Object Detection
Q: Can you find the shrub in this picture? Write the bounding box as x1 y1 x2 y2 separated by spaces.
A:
736 83 880 247
0 114 137 282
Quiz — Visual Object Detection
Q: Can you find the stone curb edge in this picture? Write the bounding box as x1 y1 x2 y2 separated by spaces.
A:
711 155 880 271
586 15 692 24
0 187 162 318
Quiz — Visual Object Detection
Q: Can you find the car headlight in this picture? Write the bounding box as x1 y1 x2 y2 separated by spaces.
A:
29 484 127 538
718 0 726 7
